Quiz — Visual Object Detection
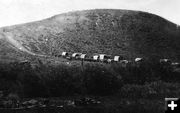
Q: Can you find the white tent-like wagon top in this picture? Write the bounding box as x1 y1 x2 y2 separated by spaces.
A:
135 58 143 62
72 53 82 57
99 54 111 61
93 55 99 60
80 54 86 59
160 59 171 63
99 54 106 60
114 56 120 62
62 52 68 56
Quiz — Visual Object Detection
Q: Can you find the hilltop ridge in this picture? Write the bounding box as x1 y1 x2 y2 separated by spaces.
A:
0 9 180 62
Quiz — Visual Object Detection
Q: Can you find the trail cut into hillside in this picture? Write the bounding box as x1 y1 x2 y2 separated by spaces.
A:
1 32 47 58
5 32 36 55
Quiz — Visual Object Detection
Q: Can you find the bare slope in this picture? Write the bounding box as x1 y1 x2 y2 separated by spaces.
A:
0 9 180 61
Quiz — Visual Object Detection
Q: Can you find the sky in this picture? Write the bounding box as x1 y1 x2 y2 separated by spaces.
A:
0 0 180 27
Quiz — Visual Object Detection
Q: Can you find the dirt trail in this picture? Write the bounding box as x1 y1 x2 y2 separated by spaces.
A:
5 33 36 55
3 32 46 57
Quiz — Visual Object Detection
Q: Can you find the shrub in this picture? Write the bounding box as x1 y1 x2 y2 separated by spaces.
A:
83 63 122 95
119 81 180 99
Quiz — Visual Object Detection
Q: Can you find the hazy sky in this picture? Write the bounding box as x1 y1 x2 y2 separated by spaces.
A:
0 0 179 27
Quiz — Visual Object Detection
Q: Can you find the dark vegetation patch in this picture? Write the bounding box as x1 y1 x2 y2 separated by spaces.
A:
0 59 179 98
0 59 180 113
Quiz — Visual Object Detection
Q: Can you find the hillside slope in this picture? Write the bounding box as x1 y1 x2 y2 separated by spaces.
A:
0 9 180 62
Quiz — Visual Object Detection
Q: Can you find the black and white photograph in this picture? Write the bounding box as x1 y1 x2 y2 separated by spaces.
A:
0 0 180 113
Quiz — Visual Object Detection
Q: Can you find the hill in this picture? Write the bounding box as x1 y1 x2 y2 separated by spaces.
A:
0 9 180 113
0 9 180 62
